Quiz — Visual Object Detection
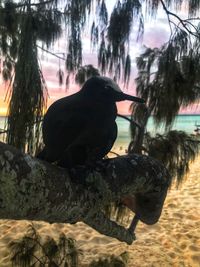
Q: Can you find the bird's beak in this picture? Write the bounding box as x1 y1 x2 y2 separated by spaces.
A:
116 92 145 103
105 84 145 103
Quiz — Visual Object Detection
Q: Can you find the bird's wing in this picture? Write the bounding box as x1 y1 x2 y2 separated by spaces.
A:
57 120 118 167
42 106 90 161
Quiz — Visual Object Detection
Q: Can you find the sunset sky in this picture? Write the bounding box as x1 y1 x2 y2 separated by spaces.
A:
0 1 199 116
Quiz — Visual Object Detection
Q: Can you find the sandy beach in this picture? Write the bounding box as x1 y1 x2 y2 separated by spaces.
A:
0 155 199 266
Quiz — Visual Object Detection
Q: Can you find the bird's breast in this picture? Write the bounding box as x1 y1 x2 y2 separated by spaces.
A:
84 102 117 121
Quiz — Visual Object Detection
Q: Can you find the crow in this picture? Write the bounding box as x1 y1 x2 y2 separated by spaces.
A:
37 76 144 168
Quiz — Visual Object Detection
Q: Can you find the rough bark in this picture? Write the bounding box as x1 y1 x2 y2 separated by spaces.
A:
0 141 171 244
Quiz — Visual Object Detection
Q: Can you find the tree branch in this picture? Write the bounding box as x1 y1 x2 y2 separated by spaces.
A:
0 141 171 244
160 0 199 38
37 45 66 61
117 114 142 129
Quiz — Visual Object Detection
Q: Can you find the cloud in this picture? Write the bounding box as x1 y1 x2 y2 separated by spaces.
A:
143 17 170 48
180 104 200 114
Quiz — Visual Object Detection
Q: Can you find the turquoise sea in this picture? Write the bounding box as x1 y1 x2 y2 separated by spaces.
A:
1 115 200 149
115 114 200 150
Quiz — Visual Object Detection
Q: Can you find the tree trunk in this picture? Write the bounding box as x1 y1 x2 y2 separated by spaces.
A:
0 141 171 244
129 105 152 154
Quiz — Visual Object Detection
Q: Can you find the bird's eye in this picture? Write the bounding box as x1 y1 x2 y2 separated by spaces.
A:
105 85 113 91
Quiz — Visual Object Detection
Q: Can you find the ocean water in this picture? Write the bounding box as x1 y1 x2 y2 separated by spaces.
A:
115 115 200 149
1 115 200 149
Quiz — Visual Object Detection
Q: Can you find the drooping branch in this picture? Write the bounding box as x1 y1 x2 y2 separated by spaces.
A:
0 141 171 245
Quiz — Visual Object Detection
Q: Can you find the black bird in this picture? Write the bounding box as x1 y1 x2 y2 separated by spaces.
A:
37 76 144 168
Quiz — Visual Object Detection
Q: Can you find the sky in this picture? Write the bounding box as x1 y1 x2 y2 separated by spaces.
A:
0 0 199 116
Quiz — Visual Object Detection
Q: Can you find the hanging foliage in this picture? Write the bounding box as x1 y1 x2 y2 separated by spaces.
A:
57 68 64 86
134 26 200 129
124 54 131 85
6 14 48 154
144 130 200 186
65 0 94 73
75 64 100 86
97 0 142 81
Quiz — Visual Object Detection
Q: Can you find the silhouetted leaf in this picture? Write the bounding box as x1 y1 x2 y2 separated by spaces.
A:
144 130 200 186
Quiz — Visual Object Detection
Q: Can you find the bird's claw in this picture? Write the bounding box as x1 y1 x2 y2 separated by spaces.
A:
128 214 139 233
125 229 136 245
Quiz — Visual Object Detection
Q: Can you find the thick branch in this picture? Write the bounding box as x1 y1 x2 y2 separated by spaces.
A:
0 142 170 244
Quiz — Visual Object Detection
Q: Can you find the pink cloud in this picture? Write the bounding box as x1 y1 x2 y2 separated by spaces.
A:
180 104 200 114
143 23 170 48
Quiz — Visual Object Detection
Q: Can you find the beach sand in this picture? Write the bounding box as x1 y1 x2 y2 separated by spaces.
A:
0 155 199 266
